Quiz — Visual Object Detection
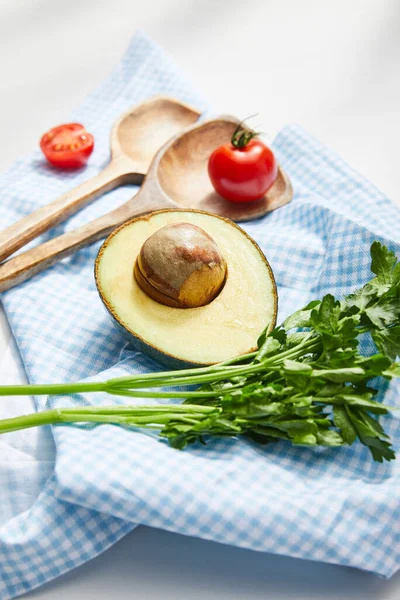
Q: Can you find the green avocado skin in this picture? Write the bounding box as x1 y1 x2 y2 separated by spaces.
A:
103 302 204 370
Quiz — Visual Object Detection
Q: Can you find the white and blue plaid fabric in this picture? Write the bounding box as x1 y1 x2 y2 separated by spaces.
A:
1 31 400 599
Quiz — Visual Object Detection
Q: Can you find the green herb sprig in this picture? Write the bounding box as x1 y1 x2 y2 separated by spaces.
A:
0 242 399 462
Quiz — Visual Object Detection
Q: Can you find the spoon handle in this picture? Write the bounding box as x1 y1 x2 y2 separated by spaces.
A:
0 156 138 263
0 190 173 293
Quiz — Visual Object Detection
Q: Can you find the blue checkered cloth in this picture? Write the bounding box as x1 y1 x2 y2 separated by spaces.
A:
1 31 400 599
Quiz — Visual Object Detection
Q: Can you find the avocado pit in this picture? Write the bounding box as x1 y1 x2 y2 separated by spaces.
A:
134 222 227 308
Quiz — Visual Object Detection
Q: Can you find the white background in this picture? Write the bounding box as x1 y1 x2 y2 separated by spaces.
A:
1 0 400 598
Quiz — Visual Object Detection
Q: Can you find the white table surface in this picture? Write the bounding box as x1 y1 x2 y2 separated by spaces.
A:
1 0 400 598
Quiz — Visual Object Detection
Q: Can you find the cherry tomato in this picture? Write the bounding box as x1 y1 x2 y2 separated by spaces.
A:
40 123 94 169
208 127 278 203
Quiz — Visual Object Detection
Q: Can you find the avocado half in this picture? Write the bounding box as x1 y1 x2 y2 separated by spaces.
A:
95 209 278 368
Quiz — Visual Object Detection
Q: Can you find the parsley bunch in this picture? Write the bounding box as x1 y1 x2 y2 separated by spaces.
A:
1 242 399 462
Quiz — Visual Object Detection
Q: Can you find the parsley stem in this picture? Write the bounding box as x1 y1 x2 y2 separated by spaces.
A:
0 381 106 397
0 340 320 399
0 404 218 435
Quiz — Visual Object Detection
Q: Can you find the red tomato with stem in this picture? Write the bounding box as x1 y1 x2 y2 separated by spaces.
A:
208 124 278 203
40 123 94 169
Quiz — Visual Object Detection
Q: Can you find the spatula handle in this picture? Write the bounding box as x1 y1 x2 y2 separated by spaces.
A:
0 157 137 263
0 189 173 293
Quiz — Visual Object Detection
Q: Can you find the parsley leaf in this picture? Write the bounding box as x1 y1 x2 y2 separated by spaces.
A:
370 241 398 291
365 297 400 329
333 405 357 444
372 326 400 360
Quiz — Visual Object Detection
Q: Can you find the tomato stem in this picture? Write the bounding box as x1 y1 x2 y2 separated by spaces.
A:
231 115 260 149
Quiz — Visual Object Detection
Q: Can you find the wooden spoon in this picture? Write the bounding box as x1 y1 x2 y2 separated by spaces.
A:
0 116 293 292
0 95 200 262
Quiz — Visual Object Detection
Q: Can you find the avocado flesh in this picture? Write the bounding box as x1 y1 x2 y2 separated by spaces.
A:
96 210 277 366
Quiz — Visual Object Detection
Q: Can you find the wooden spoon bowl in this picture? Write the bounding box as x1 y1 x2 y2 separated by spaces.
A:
112 96 201 172
157 117 292 221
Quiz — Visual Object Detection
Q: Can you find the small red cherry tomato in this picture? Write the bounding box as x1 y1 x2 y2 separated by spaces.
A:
40 123 94 169
208 125 278 203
